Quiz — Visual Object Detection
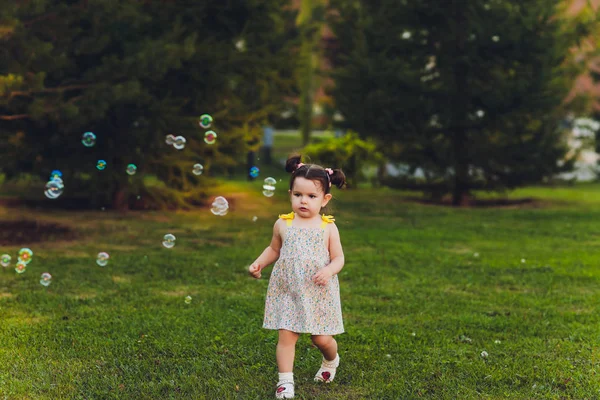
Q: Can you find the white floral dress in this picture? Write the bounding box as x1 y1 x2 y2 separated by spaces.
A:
263 212 344 335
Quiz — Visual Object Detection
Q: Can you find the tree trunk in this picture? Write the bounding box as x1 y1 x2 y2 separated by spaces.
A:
112 184 129 211
450 0 470 207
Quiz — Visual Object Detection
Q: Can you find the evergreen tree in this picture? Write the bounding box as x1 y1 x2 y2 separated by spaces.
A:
0 0 297 209
327 0 595 204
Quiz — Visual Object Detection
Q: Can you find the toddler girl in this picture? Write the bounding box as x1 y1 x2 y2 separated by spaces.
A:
248 154 346 399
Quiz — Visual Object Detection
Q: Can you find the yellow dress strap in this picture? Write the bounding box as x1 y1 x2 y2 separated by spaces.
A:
320 214 335 229
279 211 295 226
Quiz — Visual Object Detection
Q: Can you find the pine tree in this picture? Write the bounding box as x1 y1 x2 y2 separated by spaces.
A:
327 0 595 205
0 0 297 209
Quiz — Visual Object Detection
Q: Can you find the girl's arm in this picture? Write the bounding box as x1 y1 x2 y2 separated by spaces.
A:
325 223 344 275
251 220 283 272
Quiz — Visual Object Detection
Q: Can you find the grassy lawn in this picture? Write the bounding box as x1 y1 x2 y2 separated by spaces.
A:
1 178 600 398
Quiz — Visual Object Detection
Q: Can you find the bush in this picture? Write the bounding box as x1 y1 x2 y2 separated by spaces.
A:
302 131 383 187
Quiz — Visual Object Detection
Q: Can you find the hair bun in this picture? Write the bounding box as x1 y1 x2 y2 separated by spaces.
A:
285 154 303 173
330 169 347 189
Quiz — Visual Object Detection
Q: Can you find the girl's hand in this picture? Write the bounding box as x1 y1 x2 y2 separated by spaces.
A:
248 263 262 279
312 267 333 286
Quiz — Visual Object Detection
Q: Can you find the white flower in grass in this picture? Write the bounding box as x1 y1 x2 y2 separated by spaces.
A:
481 351 489 358
411 332 416 336
521 258 526 263
473 252 479 258
385 354 391 358
494 340 501 344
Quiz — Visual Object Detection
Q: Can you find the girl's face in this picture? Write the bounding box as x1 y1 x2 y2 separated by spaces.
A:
289 177 332 218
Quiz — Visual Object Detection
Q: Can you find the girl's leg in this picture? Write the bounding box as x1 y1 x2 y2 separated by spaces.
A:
276 330 299 398
277 329 300 372
310 335 337 361
311 335 340 383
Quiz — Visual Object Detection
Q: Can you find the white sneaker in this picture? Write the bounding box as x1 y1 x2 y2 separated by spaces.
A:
314 353 340 383
275 380 294 399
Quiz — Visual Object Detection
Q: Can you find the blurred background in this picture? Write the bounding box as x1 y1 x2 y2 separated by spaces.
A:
2 0 600 209
3 2 600 399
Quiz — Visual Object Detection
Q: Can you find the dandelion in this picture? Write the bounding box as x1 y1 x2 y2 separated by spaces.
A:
481 351 488 358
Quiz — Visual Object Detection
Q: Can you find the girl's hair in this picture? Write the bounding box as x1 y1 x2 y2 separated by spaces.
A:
285 154 346 194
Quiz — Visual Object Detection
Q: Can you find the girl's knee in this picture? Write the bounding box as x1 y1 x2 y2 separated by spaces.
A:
311 335 334 348
278 330 300 345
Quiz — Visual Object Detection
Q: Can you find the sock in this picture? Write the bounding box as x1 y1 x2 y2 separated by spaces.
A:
278 372 294 383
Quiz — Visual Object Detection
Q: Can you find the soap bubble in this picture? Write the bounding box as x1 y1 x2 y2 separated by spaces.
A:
173 136 187 150
0 254 11 267
262 177 277 197
185 295 192 304
199 114 213 129
50 170 62 180
162 234 176 249
192 163 204 176
249 166 260 178
18 248 33 265
210 196 229 216
44 180 64 199
82 132 97 147
165 134 176 146
96 252 110 267
96 160 107 170
204 130 217 145
15 262 26 274
40 272 52 287
126 164 137 176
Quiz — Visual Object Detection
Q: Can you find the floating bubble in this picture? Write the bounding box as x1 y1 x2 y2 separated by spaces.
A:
192 163 204 176
262 177 277 197
96 252 110 267
126 164 137 176
96 160 107 170
173 136 187 150
40 272 52 287
82 132 97 147
199 114 213 129
210 196 229 216
50 170 62 180
165 134 176 146
204 130 217 145
15 262 26 274
18 248 33 265
45 180 64 199
249 166 260 178
185 295 192 304
51 176 64 187
162 233 176 249
252 216 258 222
0 254 10 267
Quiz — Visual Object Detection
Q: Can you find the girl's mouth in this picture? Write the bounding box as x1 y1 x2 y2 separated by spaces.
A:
299 207 308 211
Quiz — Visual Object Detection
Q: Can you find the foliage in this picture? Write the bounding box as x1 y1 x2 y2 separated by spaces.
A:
0 0 297 209
302 131 383 187
327 0 598 204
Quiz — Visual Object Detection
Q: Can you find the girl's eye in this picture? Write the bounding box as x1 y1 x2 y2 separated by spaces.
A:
294 193 301 197
310 195 316 199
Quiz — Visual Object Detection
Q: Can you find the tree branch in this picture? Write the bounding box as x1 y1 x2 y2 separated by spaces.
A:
8 84 93 98
0 114 29 120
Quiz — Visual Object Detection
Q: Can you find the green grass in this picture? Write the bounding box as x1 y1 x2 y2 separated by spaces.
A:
1 180 600 398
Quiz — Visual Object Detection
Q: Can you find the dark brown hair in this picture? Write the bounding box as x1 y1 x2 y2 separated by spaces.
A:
285 154 346 194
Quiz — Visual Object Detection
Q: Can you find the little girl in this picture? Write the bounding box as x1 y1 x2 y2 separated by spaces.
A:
248 154 346 399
